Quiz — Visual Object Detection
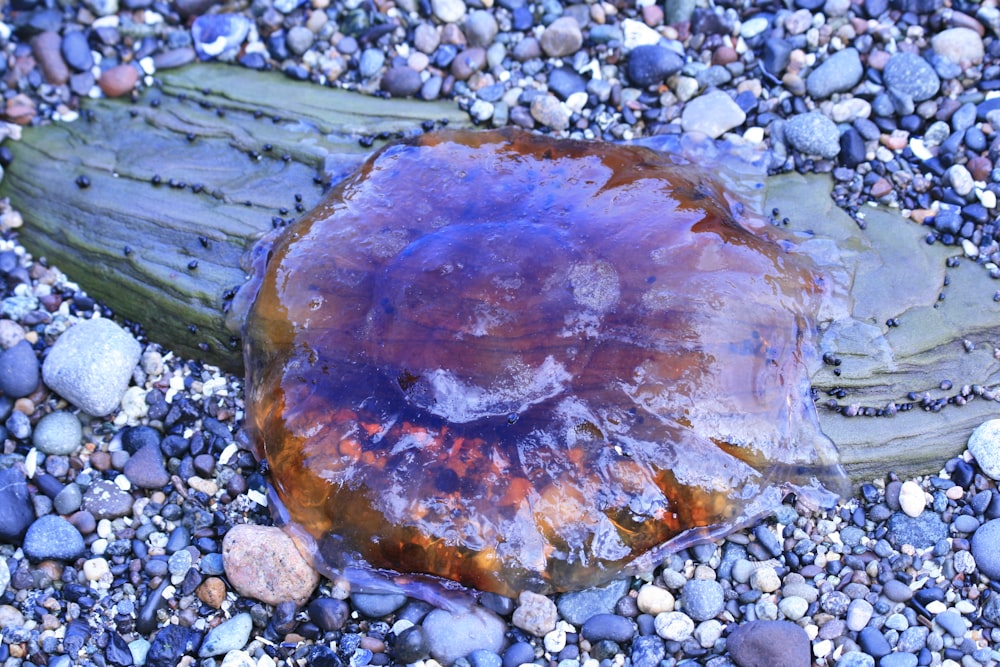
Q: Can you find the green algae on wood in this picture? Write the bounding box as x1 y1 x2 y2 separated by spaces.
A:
0 64 470 369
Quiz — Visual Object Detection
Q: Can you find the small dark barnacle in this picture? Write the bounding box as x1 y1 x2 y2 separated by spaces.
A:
124 246 132 256
150 98 160 108
263 144 273 152
217 108 226 118
75 175 91 189
886 317 900 327
188 324 198 334
294 193 303 202
254 109 264 118
282 154 291 162
279 207 289 215
129 109 139 118
186 132 196 142
359 135 375 148
191 184 204 194
295 204 305 213
151 174 162 185
198 236 209 248
188 260 199 270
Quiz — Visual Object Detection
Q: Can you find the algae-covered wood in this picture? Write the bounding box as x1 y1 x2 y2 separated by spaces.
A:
0 64 471 369
2 64 999 483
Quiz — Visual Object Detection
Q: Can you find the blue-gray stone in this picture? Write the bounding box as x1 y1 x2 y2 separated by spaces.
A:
422 606 505 665
501 641 534 667
308 597 350 632
467 648 502 667
879 654 918 667
783 112 841 158
351 592 406 618
882 52 940 103
887 511 947 548
727 621 811 667
23 515 85 561
631 635 665 667
359 48 386 80
857 627 891 658
60 30 94 71
0 340 39 398
835 652 875 667
953 514 980 533
897 626 929 652
972 519 1000 578
935 610 966 637
198 612 252 657
146 625 202 667
627 45 684 87
681 579 724 621
806 47 863 98
53 483 83 515
882 579 913 602
580 613 634 642
556 578 630 625
81 479 134 520
0 467 35 542
547 66 586 100
33 411 83 456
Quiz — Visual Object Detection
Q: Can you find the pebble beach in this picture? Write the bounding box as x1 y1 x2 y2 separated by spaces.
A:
3 0 1000 665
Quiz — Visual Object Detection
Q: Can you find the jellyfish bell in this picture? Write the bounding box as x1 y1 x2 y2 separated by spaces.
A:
237 127 848 603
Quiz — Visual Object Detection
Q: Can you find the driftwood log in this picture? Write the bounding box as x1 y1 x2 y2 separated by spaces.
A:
2 64 1000 484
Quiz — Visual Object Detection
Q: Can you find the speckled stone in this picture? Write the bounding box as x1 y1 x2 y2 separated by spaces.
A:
422 605 506 664
222 524 319 606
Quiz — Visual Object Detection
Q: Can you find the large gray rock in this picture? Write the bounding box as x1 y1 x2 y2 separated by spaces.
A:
42 318 141 416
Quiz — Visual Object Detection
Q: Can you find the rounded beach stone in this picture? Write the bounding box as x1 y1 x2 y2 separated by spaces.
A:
0 467 35 542
881 52 940 103
637 584 674 614
971 519 1000 579
81 479 134 520
98 64 140 97
627 44 684 87
726 620 811 667
23 515 85 562
32 411 83 456
806 47 862 99
539 17 583 58
681 579 724 621
512 590 558 637
198 612 253 657
0 340 40 398
222 524 320 606
122 442 170 489
42 318 142 417
898 480 925 517
783 112 841 158
680 90 746 139
930 27 984 65
422 605 506 664
968 420 1000 480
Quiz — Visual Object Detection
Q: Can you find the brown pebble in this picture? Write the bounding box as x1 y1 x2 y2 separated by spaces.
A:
360 636 386 653
4 94 37 125
968 156 992 182
196 576 228 609
30 32 70 86
910 209 935 224
451 47 486 80
867 49 890 70
13 398 35 416
712 46 738 66
641 4 663 26
0 320 26 349
90 450 112 471
871 178 892 199
98 64 139 98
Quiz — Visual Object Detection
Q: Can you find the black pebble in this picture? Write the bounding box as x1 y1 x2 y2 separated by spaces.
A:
75 175 90 188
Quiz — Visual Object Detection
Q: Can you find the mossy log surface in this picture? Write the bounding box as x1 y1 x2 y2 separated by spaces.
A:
0 64 471 369
2 64 1000 483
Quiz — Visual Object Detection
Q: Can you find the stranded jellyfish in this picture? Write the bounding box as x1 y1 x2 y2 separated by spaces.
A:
240 128 847 599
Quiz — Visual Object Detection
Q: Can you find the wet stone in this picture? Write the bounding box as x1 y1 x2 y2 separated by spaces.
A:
627 44 685 87
557 579 631 625
146 625 202 667
395 626 431 663
0 340 39 398
784 112 841 158
422 606 506 665
0 468 35 543
935 610 966 637
351 592 407 618
727 620 811 667
82 479 134 520
32 410 82 456
61 31 94 72
308 598 350 632
464 10 498 48
967 420 1000 480
199 612 252 657
31 31 70 86
23 515 85 561
502 641 534 667
887 511 947 548
547 67 586 100
539 16 582 58
222 524 319 606
806 47 863 99
882 52 940 103
512 590 557 636
580 613 635 642
380 67 422 98
971 519 1000 579
681 580 724 622
191 14 252 61
680 90 746 139
882 578 914 602
122 442 170 489
858 627 891 658
631 635 665 667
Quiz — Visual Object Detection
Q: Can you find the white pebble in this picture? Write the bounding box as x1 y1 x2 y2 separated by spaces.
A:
977 188 997 209
750 566 781 593
694 619 724 648
637 584 674 614
543 627 567 653
898 480 925 517
962 239 979 259
778 596 809 621
654 611 694 641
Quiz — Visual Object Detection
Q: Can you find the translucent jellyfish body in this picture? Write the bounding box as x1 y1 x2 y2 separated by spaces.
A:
241 128 847 598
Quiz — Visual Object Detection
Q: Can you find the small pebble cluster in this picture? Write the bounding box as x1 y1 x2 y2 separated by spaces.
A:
3 0 1000 665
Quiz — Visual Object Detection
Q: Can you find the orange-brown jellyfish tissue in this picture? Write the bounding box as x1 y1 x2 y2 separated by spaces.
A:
240 128 848 600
